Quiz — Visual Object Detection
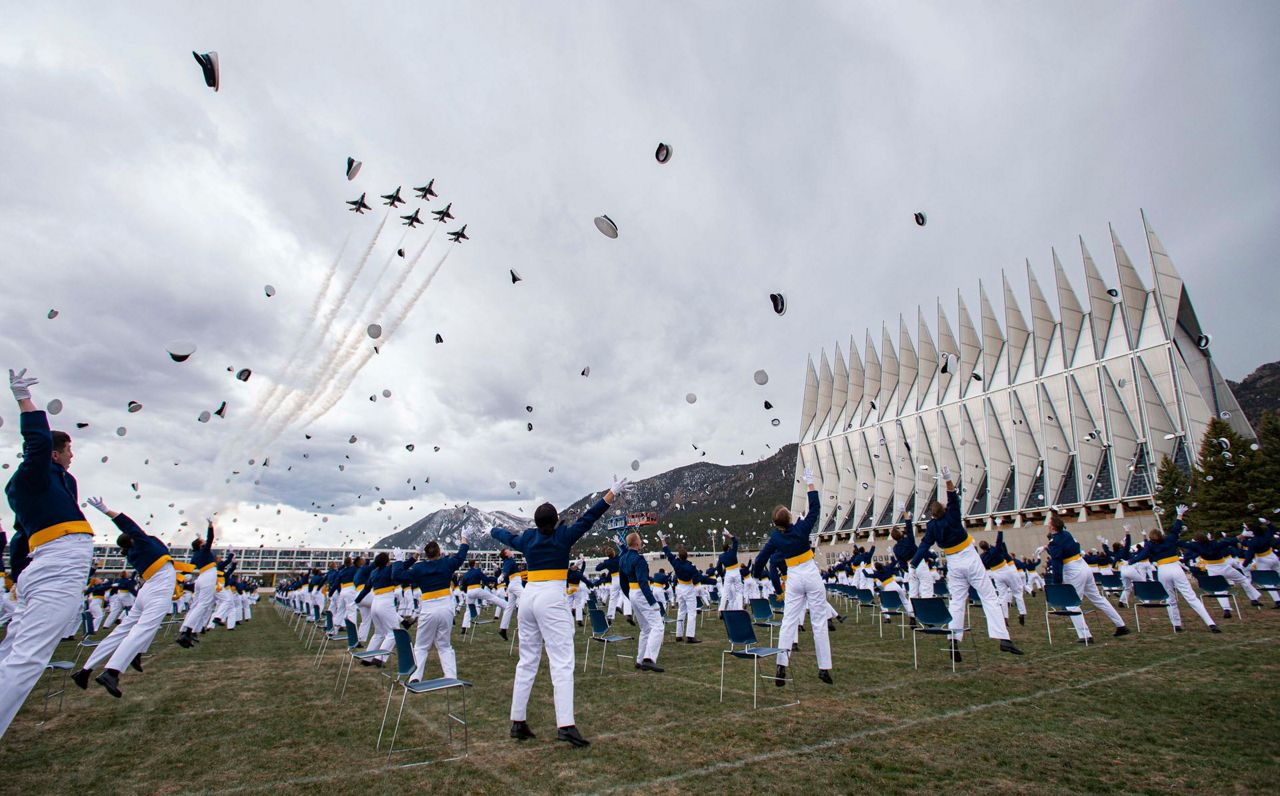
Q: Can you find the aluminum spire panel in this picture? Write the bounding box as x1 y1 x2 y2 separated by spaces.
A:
1025 260 1055 377
1053 248 1085 368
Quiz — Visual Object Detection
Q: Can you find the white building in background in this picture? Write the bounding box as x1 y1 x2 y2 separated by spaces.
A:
790 212 1254 545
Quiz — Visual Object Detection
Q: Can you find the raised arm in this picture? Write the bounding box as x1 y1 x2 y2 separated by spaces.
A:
207 521 215 547
13 407 53 492
791 486 823 536
448 542 471 570
752 537 778 580
490 527 523 552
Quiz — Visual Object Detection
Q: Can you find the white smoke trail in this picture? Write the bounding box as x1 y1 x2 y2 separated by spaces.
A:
295 226 441 425
299 245 455 426
237 232 351 437
239 211 391 440
208 212 390 490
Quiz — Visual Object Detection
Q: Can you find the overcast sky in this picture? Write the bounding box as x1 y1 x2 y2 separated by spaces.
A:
1 2 1277 548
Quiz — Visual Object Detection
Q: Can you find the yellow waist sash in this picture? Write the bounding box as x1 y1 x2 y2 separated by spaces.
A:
942 535 973 555
1063 554 1081 564
421 587 451 600
785 549 815 567
374 585 397 595
28 520 93 551
1156 555 1181 565
526 569 568 582
141 556 173 582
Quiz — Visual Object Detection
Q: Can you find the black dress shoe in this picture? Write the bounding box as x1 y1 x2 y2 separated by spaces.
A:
1223 610 1233 619
130 654 144 673
999 639 1024 655
1209 624 1222 633
556 725 590 747
510 720 536 740
640 659 665 673
791 643 799 652
828 620 837 632
627 616 636 626
360 659 374 667
499 629 508 641
635 662 643 670
95 669 123 698
817 669 833 684
798 625 807 632
71 668 92 690
1114 626 1130 637
950 641 963 663
774 664 787 687
1019 614 1026 626
685 637 702 644
1076 638 1091 645
175 633 193 649
1175 626 1185 633
577 620 584 628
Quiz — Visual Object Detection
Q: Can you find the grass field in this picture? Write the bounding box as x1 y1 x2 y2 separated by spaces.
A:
3 592 1278 795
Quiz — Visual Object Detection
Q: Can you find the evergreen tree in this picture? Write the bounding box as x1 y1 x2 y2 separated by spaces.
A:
1243 410 1280 522
1186 418 1251 533
1151 454 1191 530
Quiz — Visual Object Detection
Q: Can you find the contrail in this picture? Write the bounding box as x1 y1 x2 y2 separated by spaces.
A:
300 245 455 426
295 226 442 424
209 213 389 486
238 232 351 438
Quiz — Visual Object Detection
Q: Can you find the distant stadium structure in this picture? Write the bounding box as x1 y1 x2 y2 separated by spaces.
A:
790 211 1254 545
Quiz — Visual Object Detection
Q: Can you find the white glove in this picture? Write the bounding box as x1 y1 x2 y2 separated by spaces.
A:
9 368 37 402
1033 546 1044 556
657 531 667 546
1175 504 1188 518
722 528 732 538
610 475 632 497
1122 523 1132 533
896 500 905 514
940 465 953 482
802 467 814 484
458 529 470 545
87 496 110 515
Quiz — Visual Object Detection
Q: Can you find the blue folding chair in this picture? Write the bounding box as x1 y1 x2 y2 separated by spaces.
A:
933 578 950 598
464 602 494 643
852 588 876 624
1193 572 1241 620
312 610 336 667
1131 580 1174 633
584 607 632 673
1095 573 1124 601
749 598 782 645
376 628 421 751
910 597 975 671
337 620 393 699
720 610 793 709
877 590 908 639
1043 583 1091 645
383 675 474 763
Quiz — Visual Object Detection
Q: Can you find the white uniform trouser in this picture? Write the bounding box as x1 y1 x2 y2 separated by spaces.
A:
88 597 105 630
1207 561 1261 609
0 591 18 628
879 578 912 617
651 584 667 610
500 579 523 631
720 568 744 612
0 534 93 739
945 545 1010 642
991 566 1026 617
104 594 126 628
411 595 458 681
606 576 631 620
631 589 663 663
510 580 576 727
776 560 832 669
339 585 357 632
85 564 176 672
1252 553 1280 600
355 595 374 641
1157 562 1215 627
365 592 399 663
673 583 698 638
1062 559 1125 639
568 586 587 621
908 561 935 599
1118 563 1150 605
1026 570 1045 592
462 587 507 628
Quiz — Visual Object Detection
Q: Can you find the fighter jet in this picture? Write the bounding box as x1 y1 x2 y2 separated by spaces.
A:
432 203 454 223
414 180 437 200
346 193 371 214
381 186 405 207
401 209 423 228
447 225 469 243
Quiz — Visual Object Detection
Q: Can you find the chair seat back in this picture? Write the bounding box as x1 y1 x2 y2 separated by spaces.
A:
721 610 759 646
345 619 359 649
748 598 773 623
1196 574 1230 595
588 607 610 636
1133 580 1170 603
911 597 952 629
392 628 416 678
1044 583 1082 611
879 590 905 611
